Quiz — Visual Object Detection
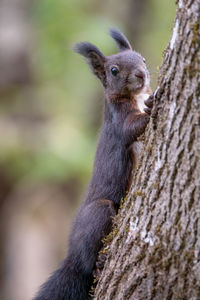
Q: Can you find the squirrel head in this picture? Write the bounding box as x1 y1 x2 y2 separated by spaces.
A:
74 29 150 102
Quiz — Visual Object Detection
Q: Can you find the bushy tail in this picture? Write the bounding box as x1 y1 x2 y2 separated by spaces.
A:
34 259 93 300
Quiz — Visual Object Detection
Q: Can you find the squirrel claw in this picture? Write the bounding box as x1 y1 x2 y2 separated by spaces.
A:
144 107 151 115
144 94 154 108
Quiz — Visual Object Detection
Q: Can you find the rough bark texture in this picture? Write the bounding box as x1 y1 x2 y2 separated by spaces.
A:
94 1 200 299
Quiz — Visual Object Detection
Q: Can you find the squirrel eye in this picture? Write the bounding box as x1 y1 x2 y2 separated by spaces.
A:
111 66 119 76
143 57 146 63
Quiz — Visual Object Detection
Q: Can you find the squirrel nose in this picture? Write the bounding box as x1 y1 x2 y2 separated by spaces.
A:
135 70 145 80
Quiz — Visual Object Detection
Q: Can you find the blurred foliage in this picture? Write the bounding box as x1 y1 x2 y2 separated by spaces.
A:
0 0 176 186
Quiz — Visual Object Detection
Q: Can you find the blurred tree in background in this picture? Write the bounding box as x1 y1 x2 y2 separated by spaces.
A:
0 0 175 299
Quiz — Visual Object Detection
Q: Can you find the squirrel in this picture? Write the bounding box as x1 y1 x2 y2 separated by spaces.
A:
34 29 153 300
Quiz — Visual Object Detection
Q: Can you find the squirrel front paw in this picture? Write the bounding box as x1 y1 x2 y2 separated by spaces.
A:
93 252 107 278
144 94 154 115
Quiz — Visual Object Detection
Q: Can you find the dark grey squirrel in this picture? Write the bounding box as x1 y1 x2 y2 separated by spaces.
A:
34 28 153 300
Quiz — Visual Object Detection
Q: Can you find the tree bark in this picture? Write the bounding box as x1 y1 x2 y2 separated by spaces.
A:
94 1 200 299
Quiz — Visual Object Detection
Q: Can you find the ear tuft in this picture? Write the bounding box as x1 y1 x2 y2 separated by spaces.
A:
73 42 105 60
73 42 106 86
109 28 132 52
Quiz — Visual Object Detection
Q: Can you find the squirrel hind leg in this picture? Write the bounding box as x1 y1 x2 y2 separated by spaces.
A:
69 198 116 274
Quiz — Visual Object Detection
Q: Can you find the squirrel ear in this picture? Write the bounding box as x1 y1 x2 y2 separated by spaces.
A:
74 42 106 86
109 28 132 52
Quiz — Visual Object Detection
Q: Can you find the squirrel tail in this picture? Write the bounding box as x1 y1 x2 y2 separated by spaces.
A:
34 199 116 300
33 258 93 300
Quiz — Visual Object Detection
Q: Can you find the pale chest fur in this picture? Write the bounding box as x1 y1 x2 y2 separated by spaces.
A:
128 87 152 177
135 92 149 113
129 88 152 169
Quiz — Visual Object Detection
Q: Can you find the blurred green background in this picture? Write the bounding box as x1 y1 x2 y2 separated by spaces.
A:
0 0 175 299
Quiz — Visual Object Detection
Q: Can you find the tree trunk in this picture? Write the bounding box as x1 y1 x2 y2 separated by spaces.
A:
94 1 200 299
